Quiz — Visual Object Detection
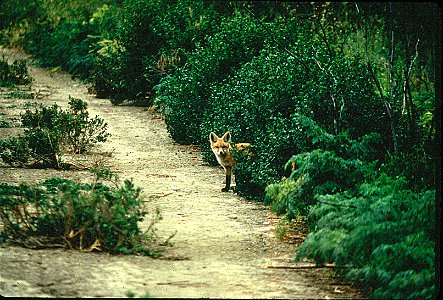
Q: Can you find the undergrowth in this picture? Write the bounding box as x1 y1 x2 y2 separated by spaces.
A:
0 97 110 168
295 174 436 299
0 56 32 86
0 168 163 256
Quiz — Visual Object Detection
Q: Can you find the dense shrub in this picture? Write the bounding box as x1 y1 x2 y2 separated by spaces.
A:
0 57 32 86
264 148 371 218
35 20 96 79
96 0 163 105
91 35 125 100
196 38 380 198
200 48 308 156
155 11 267 144
0 97 110 168
91 0 226 105
19 3 115 81
295 174 436 299
233 113 335 200
0 168 161 256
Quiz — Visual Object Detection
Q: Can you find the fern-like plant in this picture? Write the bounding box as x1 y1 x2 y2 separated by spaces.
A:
295 174 436 299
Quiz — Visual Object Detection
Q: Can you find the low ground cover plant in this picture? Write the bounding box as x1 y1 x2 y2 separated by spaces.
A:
295 174 436 299
0 97 110 168
0 168 161 256
0 56 32 86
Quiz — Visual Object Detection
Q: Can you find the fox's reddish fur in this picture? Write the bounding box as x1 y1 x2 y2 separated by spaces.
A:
209 131 250 192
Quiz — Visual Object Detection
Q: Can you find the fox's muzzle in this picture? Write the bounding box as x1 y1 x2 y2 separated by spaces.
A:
218 149 228 157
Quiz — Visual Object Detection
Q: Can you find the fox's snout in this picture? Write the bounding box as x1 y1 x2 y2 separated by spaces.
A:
213 147 228 157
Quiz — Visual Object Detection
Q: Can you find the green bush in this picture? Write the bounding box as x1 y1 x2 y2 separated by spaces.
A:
233 113 335 200
1 1 121 83
92 0 224 105
264 149 370 218
62 97 111 154
88 4 124 99
199 48 308 159
196 39 379 198
97 0 163 105
295 174 436 299
0 168 161 256
380 148 436 191
155 10 267 144
92 37 125 99
0 57 32 86
0 97 110 168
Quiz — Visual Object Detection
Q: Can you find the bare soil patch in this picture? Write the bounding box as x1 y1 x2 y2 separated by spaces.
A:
0 47 361 298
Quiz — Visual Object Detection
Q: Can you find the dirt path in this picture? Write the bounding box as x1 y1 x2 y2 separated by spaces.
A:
0 48 361 298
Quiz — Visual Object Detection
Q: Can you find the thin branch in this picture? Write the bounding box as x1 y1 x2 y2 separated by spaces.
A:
389 21 397 108
356 3 398 153
316 9 334 59
265 263 341 269
311 46 344 134
402 38 420 122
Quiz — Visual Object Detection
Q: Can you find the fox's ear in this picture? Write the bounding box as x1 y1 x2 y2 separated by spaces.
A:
209 132 219 143
222 131 231 143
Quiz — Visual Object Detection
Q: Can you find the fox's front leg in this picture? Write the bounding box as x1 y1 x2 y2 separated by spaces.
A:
222 166 232 192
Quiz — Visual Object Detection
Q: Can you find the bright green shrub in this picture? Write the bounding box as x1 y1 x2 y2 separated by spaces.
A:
0 98 110 168
262 130 384 217
0 168 160 256
233 113 335 200
264 149 369 218
296 174 436 299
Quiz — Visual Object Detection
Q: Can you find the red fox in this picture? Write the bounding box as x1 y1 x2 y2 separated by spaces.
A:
209 131 250 192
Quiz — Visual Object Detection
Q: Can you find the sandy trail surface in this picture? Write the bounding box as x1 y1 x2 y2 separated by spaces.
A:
0 48 361 298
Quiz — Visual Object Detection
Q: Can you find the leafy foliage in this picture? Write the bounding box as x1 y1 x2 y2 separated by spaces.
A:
93 0 224 105
62 97 111 154
264 149 368 218
155 10 267 144
0 168 161 256
295 174 436 299
0 97 110 168
0 57 32 86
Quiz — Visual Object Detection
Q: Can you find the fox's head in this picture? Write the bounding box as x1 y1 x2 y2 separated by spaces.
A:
209 131 231 158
